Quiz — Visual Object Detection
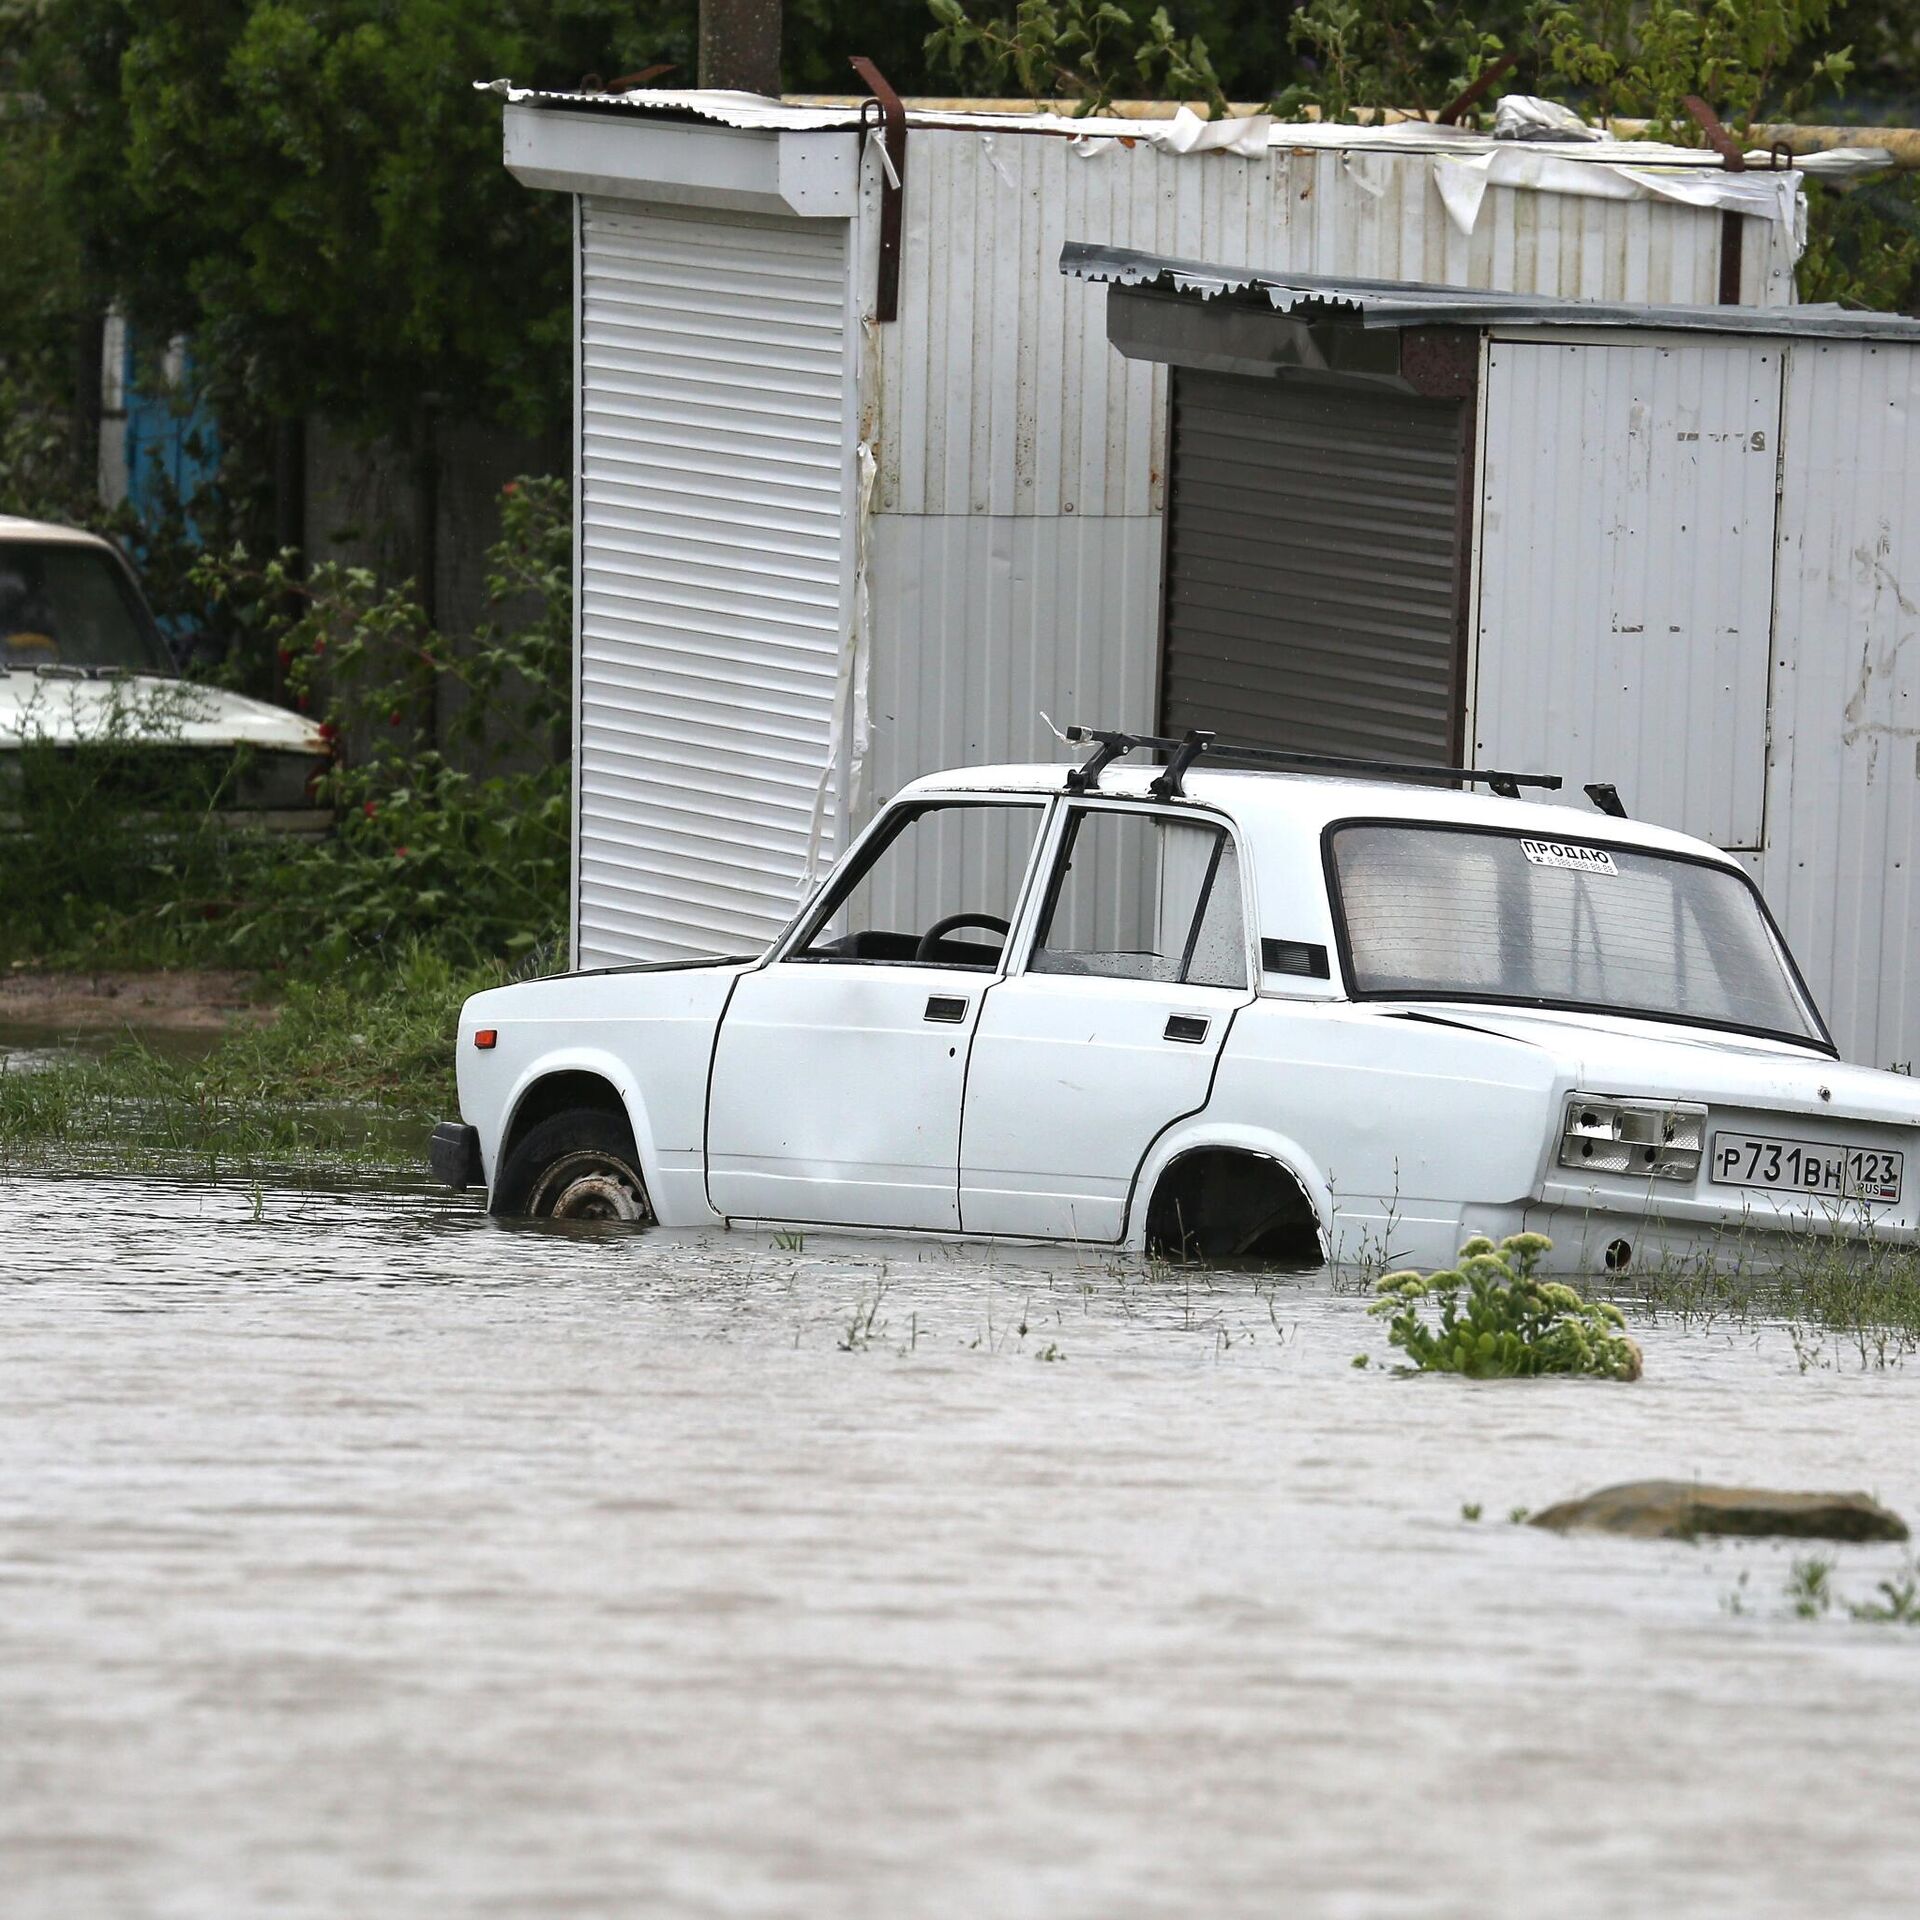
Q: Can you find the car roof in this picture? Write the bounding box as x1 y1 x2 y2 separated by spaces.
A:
0 515 121 552
897 761 1734 865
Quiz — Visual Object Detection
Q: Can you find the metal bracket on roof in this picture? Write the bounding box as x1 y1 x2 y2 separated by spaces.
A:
1063 727 1135 793
1584 781 1628 818
851 57 907 324
1149 729 1215 800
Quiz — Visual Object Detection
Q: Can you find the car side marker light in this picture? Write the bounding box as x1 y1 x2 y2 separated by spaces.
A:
473 1029 498 1050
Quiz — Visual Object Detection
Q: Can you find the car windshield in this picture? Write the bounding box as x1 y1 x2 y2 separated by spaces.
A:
1328 822 1823 1044
0 540 172 672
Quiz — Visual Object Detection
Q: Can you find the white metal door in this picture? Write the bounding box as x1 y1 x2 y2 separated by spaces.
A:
705 965 987 1228
1472 337 1784 849
576 199 851 966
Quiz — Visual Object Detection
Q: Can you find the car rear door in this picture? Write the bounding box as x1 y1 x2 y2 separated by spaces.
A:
959 801 1256 1241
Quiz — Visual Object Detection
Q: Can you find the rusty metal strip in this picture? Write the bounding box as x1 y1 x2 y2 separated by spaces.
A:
851 57 907 324
1681 95 1747 171
1435 51 1519 128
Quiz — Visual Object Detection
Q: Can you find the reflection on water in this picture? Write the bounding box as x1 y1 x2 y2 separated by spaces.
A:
2 1173 1918 1918
0 1018 221 1074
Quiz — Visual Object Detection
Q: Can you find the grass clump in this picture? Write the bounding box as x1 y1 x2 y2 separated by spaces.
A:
1631 1228 1920 1371
1367 1233 1644 1380
0 944 502 1177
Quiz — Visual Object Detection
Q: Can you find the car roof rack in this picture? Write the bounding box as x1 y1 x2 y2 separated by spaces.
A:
1061 726 1564 801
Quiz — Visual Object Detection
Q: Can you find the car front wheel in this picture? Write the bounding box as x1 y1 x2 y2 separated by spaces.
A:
491 1109 653 1223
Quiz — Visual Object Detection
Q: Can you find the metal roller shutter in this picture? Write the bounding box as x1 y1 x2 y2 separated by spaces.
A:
1160 370 1468 763
577 198 850 966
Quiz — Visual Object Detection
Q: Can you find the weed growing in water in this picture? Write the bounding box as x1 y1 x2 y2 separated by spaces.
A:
1460 1502 1483 1523
1786 1556 1836 1619
772 1230 805 1253
1629 1222 1920 1371
1848 1573 1920 1625
1367 1234 1644 1379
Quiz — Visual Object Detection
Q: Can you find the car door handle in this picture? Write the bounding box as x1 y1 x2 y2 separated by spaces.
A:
925 995 969 1024
1164 1013 1209 1044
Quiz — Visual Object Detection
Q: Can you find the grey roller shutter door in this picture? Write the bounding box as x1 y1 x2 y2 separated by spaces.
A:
1161 370 1468 763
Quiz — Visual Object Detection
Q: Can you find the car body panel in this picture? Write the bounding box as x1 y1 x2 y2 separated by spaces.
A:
455 959 753 1225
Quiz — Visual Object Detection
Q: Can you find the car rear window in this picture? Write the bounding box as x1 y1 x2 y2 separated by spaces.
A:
1328 823 1822 1044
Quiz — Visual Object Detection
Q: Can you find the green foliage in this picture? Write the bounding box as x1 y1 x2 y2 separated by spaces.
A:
193 473 571 969
6 1 698 442
0 941 495 1174
1534 0 1850 135
1 473 569 976
1797 176 1920 312
1367 1233 1645 1378
926 0 1228 113
4 677 252 953
1272 1 1515 124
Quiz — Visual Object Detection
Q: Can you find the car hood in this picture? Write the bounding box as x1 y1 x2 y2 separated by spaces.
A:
0 671 324 754
1397 1003 1920 1130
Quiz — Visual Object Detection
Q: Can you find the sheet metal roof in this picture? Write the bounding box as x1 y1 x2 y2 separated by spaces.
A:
478 82 1779 169
1061 241 1920 341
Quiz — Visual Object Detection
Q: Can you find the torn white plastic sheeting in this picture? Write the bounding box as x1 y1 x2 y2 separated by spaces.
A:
1431 145 1804 252
1070 104 1271 158
1795 146 1897 179
804 440 878 892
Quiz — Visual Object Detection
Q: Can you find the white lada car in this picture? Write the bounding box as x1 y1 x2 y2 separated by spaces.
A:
432 733 1920 1275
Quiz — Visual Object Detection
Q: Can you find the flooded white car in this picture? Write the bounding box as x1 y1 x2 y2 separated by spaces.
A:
435 731 1920 1275
0 514 328 829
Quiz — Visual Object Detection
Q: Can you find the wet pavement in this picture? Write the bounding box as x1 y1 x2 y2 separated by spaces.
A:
2 1172 1917 1917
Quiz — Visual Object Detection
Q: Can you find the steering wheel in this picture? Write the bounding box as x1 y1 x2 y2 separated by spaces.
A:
914 912 1011 962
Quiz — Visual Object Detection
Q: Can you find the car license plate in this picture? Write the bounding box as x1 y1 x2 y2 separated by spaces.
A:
1709 1132 1904 1204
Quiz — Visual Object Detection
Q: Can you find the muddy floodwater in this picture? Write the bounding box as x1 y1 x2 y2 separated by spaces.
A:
4 1174 1919 1917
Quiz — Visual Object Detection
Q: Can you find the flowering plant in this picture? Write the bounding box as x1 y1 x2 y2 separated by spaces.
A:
1367 1233 1643 1380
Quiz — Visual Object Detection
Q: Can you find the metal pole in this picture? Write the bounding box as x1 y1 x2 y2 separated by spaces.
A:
697 0 781 95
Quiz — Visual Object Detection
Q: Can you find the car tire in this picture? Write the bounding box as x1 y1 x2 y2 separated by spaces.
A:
491 1108 653 1223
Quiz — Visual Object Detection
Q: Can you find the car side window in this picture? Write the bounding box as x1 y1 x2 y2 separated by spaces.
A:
791 800 1044 970
1031 808 1248 989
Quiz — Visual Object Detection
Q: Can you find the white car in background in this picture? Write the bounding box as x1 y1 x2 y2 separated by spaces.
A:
0 514 328 828
432 729 1920 1275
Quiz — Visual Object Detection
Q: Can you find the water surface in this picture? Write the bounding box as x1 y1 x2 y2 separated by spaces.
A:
3 1174 1917 1917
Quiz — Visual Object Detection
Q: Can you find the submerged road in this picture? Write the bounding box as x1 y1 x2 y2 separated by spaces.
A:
1 1174 1916 1917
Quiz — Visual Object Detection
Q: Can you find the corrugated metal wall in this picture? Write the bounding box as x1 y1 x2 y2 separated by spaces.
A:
1161 370 1466 761
877 133 1790 521
575 199 852 965
1764 342 1920 1067
865 129 1777 853
1471 336 1784 851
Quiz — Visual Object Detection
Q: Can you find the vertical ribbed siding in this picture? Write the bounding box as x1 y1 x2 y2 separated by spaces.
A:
1764 342 1920 1067
1471 337 1783 850
877 133 1776 523
576 199 850 964
860 513 1159 930
1161 371 1467 761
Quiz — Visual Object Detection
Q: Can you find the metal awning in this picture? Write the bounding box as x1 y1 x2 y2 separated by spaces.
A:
1061 241 1920 341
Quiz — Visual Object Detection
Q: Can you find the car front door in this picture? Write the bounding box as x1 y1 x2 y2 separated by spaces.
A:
705 797 1048 1230
959 801 1256 1241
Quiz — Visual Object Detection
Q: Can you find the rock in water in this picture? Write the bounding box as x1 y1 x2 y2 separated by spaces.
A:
1528 1480 1909 1543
